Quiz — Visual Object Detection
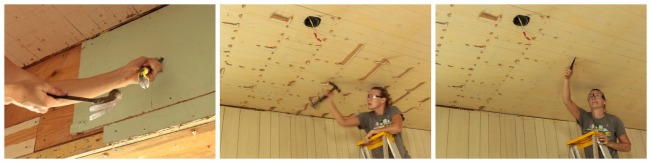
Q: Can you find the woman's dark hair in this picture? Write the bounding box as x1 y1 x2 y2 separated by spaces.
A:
371 87 392 108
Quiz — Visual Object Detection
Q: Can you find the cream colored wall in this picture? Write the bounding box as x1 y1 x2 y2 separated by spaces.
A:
436 106 646 158
221 106 431 158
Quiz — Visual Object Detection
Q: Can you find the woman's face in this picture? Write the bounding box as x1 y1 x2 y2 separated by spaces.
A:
588 90 606 109
367 89 386 110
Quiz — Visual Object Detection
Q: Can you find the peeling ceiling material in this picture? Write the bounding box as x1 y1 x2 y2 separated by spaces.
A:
4 5 161 67
436 5 646 130
220 5 431 130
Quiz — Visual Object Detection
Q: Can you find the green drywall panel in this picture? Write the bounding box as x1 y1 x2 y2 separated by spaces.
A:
70 5 215 134
103 93 215 144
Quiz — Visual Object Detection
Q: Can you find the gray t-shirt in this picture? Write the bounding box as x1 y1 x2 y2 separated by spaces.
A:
577 108 626 158
357 106 411 158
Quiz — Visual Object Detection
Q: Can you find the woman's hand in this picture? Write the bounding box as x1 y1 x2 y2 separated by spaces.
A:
6 79 67 113
363 130 379 143
119 57 164 86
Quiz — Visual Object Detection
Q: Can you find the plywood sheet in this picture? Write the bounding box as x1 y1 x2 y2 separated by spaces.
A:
34 105 102 151
220 4 431 131
70 5 215 135
435 5 646 130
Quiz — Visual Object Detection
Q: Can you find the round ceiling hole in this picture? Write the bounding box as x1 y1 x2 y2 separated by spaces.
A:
304 16 321 27
513 15 530 26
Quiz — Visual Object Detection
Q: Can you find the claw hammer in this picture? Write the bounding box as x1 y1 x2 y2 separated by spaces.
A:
311 82 341 109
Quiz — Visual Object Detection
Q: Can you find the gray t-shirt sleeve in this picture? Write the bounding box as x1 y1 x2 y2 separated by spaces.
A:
388 106 406 122
613 116 626 137
577 107 590 126
357 112 369 130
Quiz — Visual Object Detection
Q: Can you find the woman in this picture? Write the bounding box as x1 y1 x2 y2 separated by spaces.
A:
562 66 631 158
324 86 410 158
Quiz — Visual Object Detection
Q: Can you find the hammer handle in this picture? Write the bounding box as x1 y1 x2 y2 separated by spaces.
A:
312 88 338 109
48 94 97 103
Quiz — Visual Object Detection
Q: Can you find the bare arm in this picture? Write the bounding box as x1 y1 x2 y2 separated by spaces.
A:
368 114 403 135
5 57 67 113
362 114 403 143
563 67 581 120
599 133 631 152
48 56 163 107
5 56 163 112
324 91 360 127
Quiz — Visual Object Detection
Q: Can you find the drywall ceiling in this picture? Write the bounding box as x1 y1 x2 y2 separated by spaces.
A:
4 5 161 67
436 5 646 130
220 5 432 130
70 5 215 144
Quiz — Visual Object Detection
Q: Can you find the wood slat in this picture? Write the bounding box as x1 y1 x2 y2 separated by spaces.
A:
5 138 36 158
258 111 271 158
523 117 538 158
82 122 215 158
479 111 489 158
324 119 338 158
488 112 501 158
514 116 526 158
278 113 292 158
313 117 329 158
554 120 571 158
534 118 547 158
435 107 449 158
237 109 260 158
333 122 349 158
220 107 240 158
468 111 481 158
269 111 280 158
543 119 559 158
447 108 469 158
305 117 317 158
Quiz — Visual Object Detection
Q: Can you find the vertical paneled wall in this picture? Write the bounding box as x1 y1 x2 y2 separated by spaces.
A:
436 106 646 158
221 106 431 158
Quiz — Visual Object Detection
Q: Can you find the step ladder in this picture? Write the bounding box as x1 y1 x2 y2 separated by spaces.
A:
566 130 612 159
356 132 402 159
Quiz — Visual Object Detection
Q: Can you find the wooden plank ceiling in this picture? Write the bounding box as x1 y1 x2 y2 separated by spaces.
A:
436 5 646 130
220 5 432 130
5 4 161 67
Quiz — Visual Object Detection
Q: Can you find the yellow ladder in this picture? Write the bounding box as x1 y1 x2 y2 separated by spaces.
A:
356 132 402 159
566 130 612 159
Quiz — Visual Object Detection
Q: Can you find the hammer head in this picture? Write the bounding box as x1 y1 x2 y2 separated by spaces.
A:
328 82 341 92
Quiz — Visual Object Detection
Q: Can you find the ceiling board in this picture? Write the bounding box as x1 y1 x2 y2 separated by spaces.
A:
436 5 646 130
220 4 431 130
5 5 161 67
